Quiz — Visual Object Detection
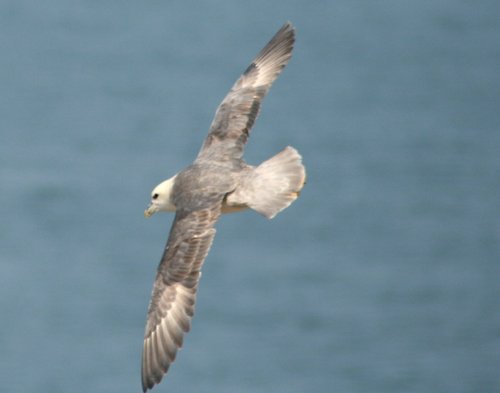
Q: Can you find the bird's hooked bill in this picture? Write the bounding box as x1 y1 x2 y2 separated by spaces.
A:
144 204 155 218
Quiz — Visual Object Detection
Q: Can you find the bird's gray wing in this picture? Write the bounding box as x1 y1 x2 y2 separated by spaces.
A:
141 203 221 392
196 22 295 162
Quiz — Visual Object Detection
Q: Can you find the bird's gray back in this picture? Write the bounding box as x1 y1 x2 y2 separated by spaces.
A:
171 162 241 211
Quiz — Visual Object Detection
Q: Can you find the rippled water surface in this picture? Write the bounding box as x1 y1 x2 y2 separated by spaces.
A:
1 1 499 392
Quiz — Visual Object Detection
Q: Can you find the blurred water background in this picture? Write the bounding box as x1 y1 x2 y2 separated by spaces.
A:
1 1 499 392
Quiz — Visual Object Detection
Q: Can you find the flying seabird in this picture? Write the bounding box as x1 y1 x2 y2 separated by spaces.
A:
141 21 305 391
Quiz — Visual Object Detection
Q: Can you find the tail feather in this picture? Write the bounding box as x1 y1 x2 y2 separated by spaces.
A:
226 146 306 219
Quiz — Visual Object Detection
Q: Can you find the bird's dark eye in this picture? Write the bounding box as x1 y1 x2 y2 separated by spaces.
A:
152 193 159 200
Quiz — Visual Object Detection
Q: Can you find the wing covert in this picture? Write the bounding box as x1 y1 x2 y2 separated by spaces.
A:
141 204 221 392
197 22 295 162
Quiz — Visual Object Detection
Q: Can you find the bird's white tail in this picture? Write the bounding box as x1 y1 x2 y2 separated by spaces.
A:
225 146 306 218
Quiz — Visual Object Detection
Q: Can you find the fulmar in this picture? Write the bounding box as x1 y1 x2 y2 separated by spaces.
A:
141 21 306 391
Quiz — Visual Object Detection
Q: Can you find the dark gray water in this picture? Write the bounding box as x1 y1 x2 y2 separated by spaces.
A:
1 1 499 392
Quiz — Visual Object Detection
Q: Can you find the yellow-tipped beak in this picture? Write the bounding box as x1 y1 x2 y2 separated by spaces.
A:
144 204 156 218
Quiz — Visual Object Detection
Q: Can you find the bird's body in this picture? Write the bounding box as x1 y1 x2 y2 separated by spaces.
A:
140 22 305 391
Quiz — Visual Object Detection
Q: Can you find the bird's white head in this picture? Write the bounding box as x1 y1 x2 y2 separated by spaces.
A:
144 175 177 217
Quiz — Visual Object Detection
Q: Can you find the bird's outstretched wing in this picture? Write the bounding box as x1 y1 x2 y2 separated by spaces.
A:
197 22 295 162
141 203 221 392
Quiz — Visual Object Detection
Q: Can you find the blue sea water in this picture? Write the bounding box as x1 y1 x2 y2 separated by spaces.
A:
1 1 499 392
